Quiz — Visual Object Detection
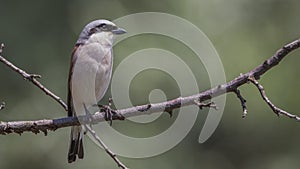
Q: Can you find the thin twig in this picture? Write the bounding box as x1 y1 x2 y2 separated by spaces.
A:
248 76 300 121
0 43 68 111
83 103 129 168
233 89 247 118
85 125 129 169
0 43 4 54
0 102 5 111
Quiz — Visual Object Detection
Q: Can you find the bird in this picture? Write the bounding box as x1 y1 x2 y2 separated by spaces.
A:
67 19 126 163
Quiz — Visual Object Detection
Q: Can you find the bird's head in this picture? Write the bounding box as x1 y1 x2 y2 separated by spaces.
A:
76 20 126 45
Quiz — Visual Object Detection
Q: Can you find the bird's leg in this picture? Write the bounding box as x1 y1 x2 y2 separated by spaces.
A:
97 98 125 125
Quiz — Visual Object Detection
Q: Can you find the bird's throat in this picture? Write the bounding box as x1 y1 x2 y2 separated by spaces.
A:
87 32 113 47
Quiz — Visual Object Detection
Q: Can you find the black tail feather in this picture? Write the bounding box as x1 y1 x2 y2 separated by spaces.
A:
78 139 84 159
68 128 84 163
68 140 77 163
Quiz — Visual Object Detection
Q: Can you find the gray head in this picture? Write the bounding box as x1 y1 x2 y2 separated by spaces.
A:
76 19 126 44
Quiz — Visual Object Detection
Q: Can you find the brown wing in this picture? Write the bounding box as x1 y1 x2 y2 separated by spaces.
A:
67 44 80 117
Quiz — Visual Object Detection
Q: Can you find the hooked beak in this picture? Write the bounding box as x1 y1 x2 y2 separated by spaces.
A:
112 27 127 35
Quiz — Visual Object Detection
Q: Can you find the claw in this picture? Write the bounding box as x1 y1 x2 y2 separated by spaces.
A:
97 98 125 125
98 104 114 125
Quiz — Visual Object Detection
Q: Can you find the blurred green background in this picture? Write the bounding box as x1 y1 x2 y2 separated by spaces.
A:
1 0 300 169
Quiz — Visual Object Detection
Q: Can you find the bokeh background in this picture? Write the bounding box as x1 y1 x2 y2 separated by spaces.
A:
1 0 300 169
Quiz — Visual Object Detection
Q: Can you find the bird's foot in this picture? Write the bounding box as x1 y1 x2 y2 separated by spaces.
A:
97 98 124 125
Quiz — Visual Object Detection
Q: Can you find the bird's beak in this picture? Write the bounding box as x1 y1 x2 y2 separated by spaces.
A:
112 28 126 35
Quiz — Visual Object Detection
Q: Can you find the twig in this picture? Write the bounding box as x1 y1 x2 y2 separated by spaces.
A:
248 76 300 121
0 102 5 111
85 125 129 169
233 89 247 118
0 43 4 54
0 43 68 111
82 103 128 168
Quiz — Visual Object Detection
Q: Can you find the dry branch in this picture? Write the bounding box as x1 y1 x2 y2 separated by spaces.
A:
1 39 300 169
0 39 300 135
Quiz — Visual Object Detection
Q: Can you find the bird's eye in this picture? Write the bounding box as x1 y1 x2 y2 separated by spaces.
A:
88 27 97 35
97 23 107 28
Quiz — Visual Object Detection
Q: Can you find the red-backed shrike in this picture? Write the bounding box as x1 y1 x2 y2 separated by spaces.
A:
67 20 126 163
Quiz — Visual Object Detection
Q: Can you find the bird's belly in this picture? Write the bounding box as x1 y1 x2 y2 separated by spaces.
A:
71 43 112 115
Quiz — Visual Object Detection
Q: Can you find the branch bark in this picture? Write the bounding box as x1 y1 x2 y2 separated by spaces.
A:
0 39 300 136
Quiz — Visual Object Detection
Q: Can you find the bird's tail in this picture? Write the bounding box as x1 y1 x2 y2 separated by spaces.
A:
68 125 84 163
